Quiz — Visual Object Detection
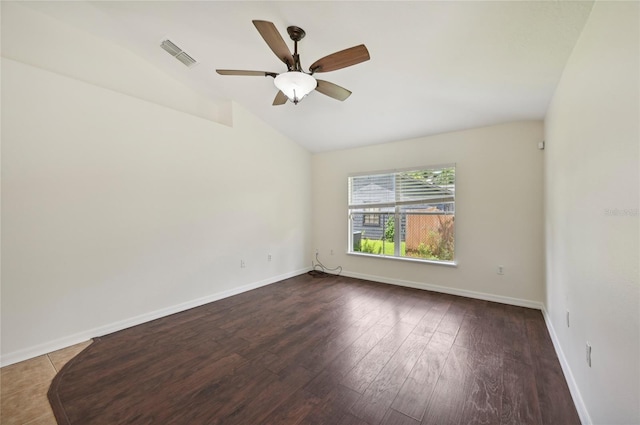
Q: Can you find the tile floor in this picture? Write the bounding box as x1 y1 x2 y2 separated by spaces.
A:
1 341 92 425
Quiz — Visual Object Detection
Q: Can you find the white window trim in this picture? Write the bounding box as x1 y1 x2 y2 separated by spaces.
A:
347 251 458 267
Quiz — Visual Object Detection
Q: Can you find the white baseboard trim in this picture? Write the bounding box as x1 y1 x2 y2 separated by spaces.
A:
541 306 591 425
340 270 543 309
0 268 311 367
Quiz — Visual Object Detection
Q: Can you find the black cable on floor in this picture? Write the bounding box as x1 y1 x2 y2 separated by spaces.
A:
308 252 342 278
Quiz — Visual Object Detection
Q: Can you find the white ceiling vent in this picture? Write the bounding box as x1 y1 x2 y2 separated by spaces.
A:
160 39 197 68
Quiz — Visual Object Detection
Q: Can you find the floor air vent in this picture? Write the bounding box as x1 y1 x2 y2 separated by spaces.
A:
160 39 197 68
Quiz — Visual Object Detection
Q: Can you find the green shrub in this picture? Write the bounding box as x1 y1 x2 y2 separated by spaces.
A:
384 216 395 242
360 238 382 254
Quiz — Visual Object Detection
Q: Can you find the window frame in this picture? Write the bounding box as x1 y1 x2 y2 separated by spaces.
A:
348 164 456 266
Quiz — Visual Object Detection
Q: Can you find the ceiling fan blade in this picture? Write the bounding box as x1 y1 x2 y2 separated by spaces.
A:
273 91 288 106
309 44 370 73
252 20 295 68
216 70 277 77
315 80 352 101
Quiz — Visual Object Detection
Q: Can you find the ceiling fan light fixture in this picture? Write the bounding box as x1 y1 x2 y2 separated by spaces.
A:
274 71 317 104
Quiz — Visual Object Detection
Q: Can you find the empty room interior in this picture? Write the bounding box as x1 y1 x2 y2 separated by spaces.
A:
1 2 638 425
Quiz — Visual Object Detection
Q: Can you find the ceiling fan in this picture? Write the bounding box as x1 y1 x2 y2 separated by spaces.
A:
216 20 370 105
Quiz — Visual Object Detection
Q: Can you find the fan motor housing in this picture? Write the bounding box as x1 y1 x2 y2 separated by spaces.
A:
287 26 306 42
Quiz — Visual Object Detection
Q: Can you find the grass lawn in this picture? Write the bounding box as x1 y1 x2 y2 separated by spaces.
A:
357 237 454 262
359 239 406 256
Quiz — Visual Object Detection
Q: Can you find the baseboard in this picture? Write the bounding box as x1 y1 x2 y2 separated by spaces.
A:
541 306 592 425
340 270 543 309
0 267 311 367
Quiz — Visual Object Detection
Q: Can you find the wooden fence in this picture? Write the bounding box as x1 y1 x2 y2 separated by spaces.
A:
405 214 454 252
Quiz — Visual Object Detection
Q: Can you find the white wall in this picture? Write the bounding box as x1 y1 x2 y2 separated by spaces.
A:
0 2 229 125
312 121 544 306
1 6 311 365
544 2 639 424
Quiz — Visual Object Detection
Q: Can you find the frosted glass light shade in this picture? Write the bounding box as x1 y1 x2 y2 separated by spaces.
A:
274 72 317 104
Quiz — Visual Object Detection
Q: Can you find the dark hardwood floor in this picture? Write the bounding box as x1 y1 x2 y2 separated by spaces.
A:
49 273 581 425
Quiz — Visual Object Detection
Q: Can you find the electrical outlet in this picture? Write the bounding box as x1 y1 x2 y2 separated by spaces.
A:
566 311 570 328
240 260 246 268
497 265 504 275
586 342 592 367
330 249 334 255
315 248 319 255
268 254 272 262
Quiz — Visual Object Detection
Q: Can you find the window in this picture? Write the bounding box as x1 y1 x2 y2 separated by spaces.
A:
348 165 455 263
363 208 381 226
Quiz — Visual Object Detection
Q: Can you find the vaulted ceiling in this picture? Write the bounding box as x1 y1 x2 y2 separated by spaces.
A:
21 1 594 152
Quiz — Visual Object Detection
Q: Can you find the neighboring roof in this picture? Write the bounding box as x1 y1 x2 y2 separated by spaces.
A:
350 175 454 207
351 183 395 206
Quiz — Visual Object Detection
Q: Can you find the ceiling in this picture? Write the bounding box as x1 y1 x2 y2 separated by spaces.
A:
22 1 594 153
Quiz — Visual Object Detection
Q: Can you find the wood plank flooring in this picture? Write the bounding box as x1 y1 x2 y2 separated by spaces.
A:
48 274 581 425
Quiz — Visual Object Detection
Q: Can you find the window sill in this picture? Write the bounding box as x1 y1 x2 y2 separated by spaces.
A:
347 252 457 267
